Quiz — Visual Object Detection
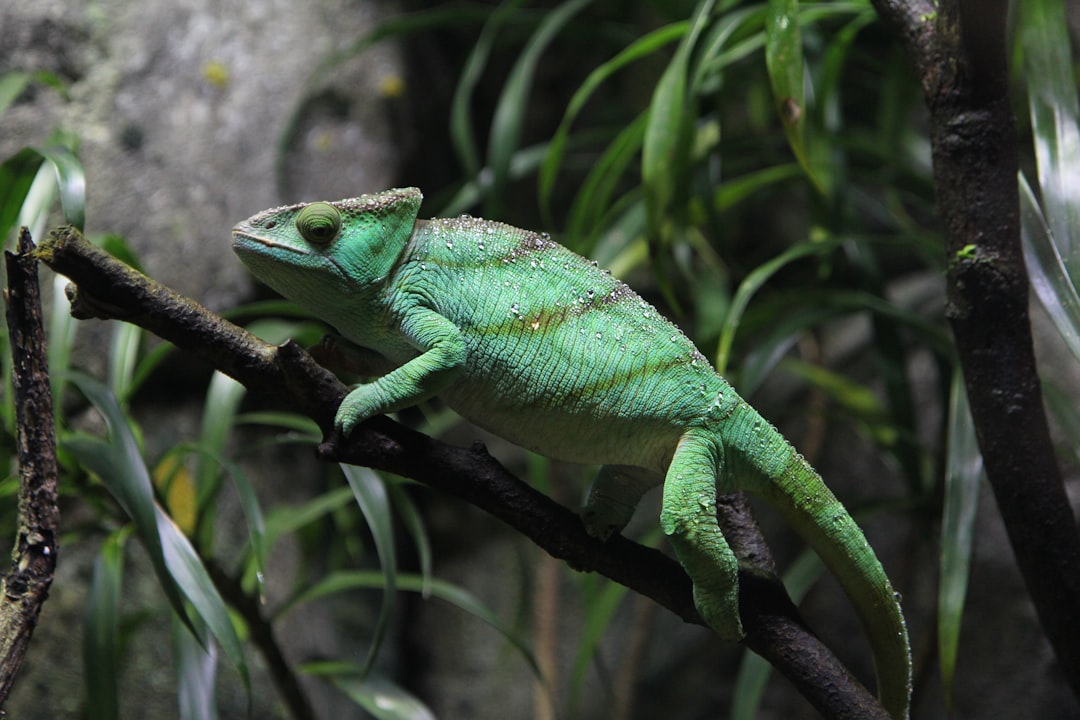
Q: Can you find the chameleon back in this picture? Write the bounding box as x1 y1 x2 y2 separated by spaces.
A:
386 216 736 471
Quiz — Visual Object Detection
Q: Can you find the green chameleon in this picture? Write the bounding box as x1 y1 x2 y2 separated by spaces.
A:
232 187 911 718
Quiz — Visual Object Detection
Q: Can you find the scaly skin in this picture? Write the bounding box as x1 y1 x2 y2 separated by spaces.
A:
232 187 911 718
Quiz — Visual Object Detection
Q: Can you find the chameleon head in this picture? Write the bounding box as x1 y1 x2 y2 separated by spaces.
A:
231 187 424 310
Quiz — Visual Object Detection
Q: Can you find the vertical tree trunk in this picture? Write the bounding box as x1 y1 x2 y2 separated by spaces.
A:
873 0 1080 700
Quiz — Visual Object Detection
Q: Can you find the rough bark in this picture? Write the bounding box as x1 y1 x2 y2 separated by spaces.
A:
872 0 1080 700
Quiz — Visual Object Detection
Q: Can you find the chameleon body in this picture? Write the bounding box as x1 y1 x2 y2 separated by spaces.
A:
232 187 911 718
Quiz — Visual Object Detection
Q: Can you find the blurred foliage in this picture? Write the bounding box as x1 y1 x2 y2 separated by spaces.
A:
2 0 1079 717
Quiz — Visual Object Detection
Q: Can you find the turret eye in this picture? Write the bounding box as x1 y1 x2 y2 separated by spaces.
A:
295 202 341 245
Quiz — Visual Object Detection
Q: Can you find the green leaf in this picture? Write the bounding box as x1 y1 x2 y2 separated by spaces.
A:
263 485 356 551
0 72 32 118
764 0 826 195
342 465 398 674
84 530 127 720
385 480 434 597
196 372 247 520
64 373 187 622
938 370 982 709
31 144 86 231
539 21 688 220
485 0 590 214
1019 0 1080 276
281 571 539 676
642 0 714 242
715 236 840 375
568 578 631 713
157 504 249 695
173 614 220 720
64 373 250 695
108 320 143 403
566 114 647 252
1020 173 1080 363
1044 380 1080 468
303 668 436 720
0 148 45 245
714 164 802 210
450 0 528 181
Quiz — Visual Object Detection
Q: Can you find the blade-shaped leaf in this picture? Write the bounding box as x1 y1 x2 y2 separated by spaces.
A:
715 236 840 375
1020 173 1080 363
642 0 715 241
173 614 220 720
0 148 43 246
84 530 127 720
64 373 249 694
1019 0 1080 274
764 0 827 195
539 21 687 219
302 667 437 720
342 465 398 674
64 372 185 620
485 0 590 214
938 370 982 709
157 505 249 694
450 0 528 181
280 571 539 676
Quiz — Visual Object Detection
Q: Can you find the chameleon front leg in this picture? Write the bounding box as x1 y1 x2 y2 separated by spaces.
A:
582 465 661 540
661 428 743 642
335 306 466 435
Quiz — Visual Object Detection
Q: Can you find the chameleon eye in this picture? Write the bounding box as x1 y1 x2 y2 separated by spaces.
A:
295 202 341 246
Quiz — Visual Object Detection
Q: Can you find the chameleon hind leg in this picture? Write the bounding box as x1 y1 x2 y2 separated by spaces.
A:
661 428 743 641
582 465 661 540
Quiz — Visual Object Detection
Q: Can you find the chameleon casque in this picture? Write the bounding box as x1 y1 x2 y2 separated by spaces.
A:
232 187 911 718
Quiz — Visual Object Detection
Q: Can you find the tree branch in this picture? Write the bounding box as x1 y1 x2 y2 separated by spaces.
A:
0 229 61 704
872 0 1080 701
36 225 891 719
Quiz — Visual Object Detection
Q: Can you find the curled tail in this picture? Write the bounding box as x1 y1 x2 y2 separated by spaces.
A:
759 445 912 720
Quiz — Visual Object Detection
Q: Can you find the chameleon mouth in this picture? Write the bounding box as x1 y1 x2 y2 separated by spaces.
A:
231 225 353 287
230 226 309 256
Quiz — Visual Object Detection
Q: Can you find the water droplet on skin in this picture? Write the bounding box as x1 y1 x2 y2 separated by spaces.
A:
459 213 472 220
670 335 678 342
